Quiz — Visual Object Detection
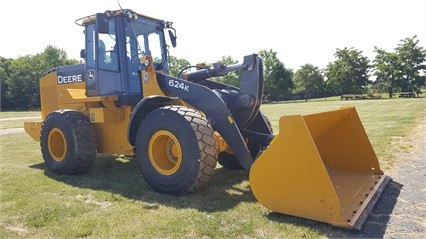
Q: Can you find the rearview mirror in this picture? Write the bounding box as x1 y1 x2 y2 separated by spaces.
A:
96 13 109 34
168 30 177 48
80 49 86 58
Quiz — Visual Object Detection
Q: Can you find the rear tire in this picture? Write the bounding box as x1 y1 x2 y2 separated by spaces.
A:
135 106 218 195
40 110 97 174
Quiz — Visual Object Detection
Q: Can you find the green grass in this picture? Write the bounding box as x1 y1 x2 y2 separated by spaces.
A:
0 98 425 238
261 97 425 169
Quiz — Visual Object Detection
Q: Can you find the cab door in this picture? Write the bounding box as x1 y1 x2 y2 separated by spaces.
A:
85 20 121 97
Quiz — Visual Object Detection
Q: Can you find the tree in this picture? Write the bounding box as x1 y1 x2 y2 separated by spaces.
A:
395 35 426 95
372 47 400 98
4 46 79 110
171 55 241 87
6 54 43 109
293 64 324 101
42 45 77 70
259 49 293 101
0 57 12 110
325 47 371 95
169 55 190 78
373 36 426 97
214 55 240 87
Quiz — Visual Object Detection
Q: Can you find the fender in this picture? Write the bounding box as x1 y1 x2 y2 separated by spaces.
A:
127 95 175 145
156 73 254 170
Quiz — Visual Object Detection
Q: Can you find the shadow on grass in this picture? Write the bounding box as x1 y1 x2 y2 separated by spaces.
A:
29 155 402 237
29 154 256 213
265 180 402 238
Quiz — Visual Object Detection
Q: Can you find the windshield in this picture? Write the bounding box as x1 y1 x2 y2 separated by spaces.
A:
125 17 167 71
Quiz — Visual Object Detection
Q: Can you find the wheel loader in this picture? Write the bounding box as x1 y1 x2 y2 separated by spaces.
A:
24 9 390 230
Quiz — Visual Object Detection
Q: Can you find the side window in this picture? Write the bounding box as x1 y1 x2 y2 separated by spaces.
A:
135 33 160 61
135 35 147 57
147 33 162 64
126 36 142 61
98 19 119 71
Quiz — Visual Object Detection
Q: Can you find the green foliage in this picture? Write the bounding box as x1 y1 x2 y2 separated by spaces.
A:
293 64 325 101
325 47 371 95
259 49 294 101
169 55 190 78
7 55 43 109
373 36 426 98
214 55 241 87
372 48 400 97
1 46 79 110
395 36 426 94
1 36 425 110
174 55 241 87
0 57 13 109
42 45 78 70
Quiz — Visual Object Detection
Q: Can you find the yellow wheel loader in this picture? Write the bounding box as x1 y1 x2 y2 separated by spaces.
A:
24 9 390 230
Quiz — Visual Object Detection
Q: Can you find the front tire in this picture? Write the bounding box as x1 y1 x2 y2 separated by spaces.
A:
135 106 218 195
40 110 97 174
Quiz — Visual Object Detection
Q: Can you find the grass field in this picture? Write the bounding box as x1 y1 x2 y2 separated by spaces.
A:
0 97 425 238
0 111 40 129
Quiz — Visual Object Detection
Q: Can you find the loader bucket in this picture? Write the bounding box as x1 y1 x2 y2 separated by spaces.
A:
249 106 390 229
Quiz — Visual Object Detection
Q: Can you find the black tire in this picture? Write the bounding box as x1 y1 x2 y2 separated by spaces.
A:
135 105 218 195
218 112 273 170
40 110 97 174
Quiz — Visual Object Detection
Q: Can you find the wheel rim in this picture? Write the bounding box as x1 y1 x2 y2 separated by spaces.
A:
48 128 67 162
148 130 182 175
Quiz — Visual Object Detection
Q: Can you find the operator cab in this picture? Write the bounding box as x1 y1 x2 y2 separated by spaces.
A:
76 9 177 105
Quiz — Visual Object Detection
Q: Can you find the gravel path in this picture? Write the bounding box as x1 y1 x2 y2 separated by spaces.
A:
329 116 426 238
381 117 426 239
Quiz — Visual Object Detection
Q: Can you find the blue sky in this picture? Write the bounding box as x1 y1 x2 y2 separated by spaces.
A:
1 0 425 70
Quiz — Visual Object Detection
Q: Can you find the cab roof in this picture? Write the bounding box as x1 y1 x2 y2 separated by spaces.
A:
75 9 162 26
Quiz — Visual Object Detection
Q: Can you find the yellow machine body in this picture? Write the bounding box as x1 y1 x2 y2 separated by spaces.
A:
24 9 390 230
24 61 164 156
249 107 390 229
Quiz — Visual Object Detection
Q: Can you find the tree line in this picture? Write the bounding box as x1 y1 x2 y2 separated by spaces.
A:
169 35 425 102
1 36 425 110
1 46 79 110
